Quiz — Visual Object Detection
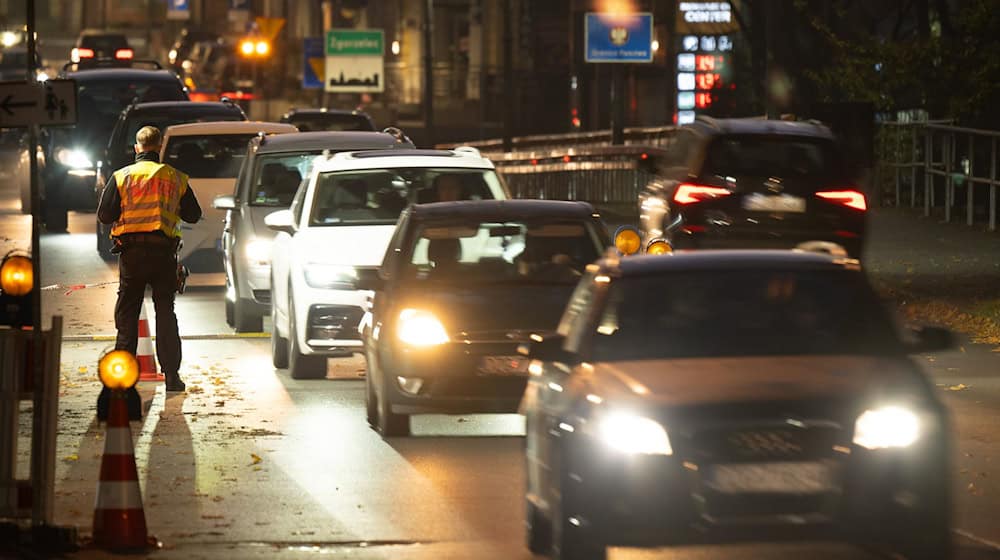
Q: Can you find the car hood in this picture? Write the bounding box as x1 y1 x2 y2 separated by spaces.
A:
589 355 921 407
293 225 396 267
401 284 576 336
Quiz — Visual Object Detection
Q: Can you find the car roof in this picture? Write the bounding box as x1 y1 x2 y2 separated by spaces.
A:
690 117 835 140
283 108 371 118
125 101 243 115
62 68 181 81
250 131 407 154
408 200 597 222
314 148 496 172
607 250 859 276
162 121 298 137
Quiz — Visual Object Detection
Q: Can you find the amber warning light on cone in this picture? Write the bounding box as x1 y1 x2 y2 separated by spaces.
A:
1 253 33 296
99 350 139 391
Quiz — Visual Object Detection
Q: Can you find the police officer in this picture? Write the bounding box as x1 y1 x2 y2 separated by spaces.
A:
97 125 201 393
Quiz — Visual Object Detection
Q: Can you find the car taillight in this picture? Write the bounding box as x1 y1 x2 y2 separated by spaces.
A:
114 48 134 60
816 190 867 211
71 47 94 62
673 183 732 205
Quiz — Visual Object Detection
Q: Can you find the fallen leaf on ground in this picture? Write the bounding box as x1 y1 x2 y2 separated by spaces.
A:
250 453 262 465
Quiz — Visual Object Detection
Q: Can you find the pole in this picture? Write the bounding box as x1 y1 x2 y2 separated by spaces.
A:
610 64 625 145
502 0 513 152
422 0 434 147
26 0 46 526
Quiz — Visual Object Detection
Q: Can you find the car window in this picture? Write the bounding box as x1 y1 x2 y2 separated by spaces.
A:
591 270 902 361
403 220 601 285
287 114 375 132
246 151 322 206
79 34 129 52
124 111 245 150
702 135 846 181
309 167 504 226
163 133 256 179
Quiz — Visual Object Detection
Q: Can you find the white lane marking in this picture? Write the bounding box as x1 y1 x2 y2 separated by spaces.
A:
954 528 1000 551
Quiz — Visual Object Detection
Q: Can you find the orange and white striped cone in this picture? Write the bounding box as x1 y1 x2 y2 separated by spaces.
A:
137 301 163 382
92 390 150 551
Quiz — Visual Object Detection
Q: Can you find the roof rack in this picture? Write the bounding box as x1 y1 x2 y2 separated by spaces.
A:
452 146 481 158
381 126 412 145
62 58 164 72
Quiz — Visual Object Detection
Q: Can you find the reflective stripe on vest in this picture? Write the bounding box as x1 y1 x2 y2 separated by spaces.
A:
110 161 189 238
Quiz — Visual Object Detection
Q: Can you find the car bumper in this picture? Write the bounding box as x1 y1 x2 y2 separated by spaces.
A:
235 261 271 312
672 230 864 258
380 343 528 414
293 285 368 355
559 436 948 548
48 167 98 209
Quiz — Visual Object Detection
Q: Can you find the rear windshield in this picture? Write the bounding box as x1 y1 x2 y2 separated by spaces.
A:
592 270 901 361
164 134 256 179
286 114 375 132
703 136 845 180
125 110 245 148
246 151 322 206
405 220 603 285
310 167 505 226
79 34 129 52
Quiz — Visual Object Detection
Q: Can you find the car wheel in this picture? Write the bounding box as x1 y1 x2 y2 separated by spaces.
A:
364 350 378 429
270 298 288 369
552 448 606 560
377 371 410 437
525 498 552 554
288 293 327 379
96 221 114 260
895 493 953 560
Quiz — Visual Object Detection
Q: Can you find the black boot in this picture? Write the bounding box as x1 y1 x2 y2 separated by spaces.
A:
165 372 186 392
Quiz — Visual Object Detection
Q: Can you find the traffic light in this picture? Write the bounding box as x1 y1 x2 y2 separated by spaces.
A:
0 250 34 327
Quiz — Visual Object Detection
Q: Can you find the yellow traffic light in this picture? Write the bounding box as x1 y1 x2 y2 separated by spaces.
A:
255 40 270 56
240 40 255 56
99 350 139 391
0 253 33 296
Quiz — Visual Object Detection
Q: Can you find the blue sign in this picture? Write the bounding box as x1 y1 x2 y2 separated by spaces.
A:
585 12 654 63
167 0 190 20
303 37 324 89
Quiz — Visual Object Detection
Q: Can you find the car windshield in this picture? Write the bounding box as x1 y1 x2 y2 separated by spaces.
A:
404 220 602 285
164 133 256 179
309 167 505 226
287 114 374 132
247 151 322 206
79 34 128 52
703 136 846 181
591 270 902 361
125 111 245 148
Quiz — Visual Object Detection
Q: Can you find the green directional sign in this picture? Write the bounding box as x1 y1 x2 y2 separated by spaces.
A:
325 29 383 56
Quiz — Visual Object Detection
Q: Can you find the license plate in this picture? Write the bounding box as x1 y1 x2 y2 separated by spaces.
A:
477 355 529 376
743 193 806 213
707 461 835 494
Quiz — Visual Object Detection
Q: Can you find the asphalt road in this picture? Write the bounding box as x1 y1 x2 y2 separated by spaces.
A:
3 181 1000 559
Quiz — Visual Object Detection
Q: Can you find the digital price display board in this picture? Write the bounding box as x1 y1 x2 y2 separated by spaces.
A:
674 2 738 124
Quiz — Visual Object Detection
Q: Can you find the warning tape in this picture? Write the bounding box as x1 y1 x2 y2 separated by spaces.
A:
63 332 269 342
40 280 119 296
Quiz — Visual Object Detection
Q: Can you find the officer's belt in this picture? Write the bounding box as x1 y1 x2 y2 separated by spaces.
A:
117 232 176 248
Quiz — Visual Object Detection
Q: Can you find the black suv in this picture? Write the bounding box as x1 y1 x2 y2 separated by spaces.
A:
279 108 376 132
638 117 867 258
95 99 247 257
71 29 132 68
41 63 187 232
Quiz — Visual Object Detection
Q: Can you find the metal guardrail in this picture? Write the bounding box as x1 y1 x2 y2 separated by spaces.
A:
439 125 678 152
877 119 1000 231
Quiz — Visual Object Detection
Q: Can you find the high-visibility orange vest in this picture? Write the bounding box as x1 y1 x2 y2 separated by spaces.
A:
110 160 189 239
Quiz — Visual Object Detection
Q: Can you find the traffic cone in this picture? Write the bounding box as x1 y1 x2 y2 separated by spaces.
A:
137 301 163 382
92 390 149 550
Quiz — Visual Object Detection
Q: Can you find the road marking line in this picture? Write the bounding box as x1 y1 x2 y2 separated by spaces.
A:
64 333 269 342
954 528 1000 551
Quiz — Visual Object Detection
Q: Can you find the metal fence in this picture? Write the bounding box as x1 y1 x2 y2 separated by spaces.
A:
877 119 1000 231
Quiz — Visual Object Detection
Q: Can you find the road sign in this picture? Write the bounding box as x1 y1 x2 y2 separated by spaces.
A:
166 0 190 21
324 29 384 93
0 80 77 128
585 12 654 63
303 37 324 89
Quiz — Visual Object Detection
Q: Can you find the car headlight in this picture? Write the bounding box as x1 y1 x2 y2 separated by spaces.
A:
396 308 449 347
853 406 921 450
36 71 49 82
303 263 356 289
54 148 92 169
244 239 272 266
598 413 673 455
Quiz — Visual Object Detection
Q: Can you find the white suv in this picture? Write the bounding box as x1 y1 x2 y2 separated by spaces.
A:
266 148 509 379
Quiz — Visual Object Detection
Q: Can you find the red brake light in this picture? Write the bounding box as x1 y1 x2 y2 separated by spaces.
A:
816 190 867 211
115 48 134 60
673 183 732 205
72 47 95 61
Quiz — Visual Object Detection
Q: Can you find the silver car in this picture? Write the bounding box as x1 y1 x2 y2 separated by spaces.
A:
213 130 413 332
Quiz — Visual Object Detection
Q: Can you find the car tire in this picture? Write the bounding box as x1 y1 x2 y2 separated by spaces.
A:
377 371 410 437
525 498 552 554
96 221 114 260
234 299 263 332
364 350 378 429
552 448 606 560
895 492 953 560
270 298 288 369
288 293 327 379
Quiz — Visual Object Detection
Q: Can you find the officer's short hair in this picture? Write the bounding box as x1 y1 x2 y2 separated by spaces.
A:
135 126 162 149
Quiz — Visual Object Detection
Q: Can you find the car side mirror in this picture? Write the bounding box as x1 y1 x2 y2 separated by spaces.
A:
906 325 955 354
213 194 236 210
518 333 578 364
264 209 295 235
355 269 384 291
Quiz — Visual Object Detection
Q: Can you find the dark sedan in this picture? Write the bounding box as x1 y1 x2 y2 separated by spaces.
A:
279 108 377 132
359 200 611 437
521 251 953 560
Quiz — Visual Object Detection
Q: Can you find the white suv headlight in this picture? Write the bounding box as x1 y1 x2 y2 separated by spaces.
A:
54 148 92 169
853 406 921 450
303 263 357 289
598 413 673 455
